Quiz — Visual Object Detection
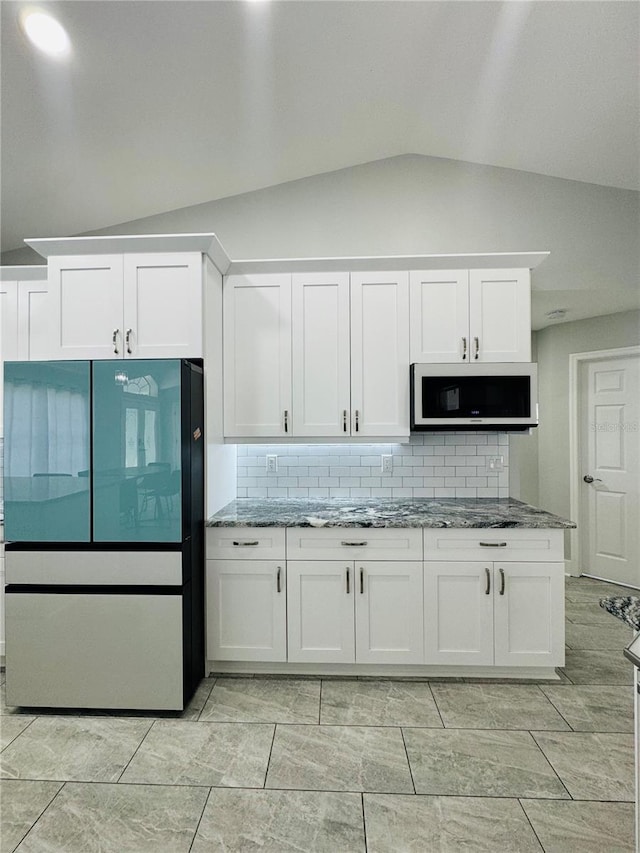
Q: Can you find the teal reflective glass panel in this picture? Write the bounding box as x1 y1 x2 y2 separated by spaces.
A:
92 360 182 542
3 361 91 542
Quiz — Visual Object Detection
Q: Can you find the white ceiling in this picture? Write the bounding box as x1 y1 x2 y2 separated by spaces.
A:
1 0 638 262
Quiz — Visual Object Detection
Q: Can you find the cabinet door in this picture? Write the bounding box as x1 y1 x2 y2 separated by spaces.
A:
287 561 355 663
409 270 469 363
123 253 202 359
1 281 19 361
355 561 424 664
224 274 292 437
17 280 50 360
207 560 286 662
468 269 531 362
292 272 350 436
351 271 409 437
493 561 565 667
47 255 124 359
424 561 494 665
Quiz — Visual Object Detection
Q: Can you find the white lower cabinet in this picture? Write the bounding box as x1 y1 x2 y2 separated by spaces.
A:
424 560 565 667
287 560 423 665
207 559 287 662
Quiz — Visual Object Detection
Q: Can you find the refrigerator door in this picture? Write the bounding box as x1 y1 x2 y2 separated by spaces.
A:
92 360 182 543
3 361 91 542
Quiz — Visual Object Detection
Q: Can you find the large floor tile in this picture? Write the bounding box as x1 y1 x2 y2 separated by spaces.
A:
0 780 62 853
565 601 626 628
541 684 634 732
266 724 413 793
520 799 635 853
200 678 320 724
403 728 568 798
0 717 152 782
532 731 635 801
430 683 570 730
120 719 274 787
320 680 442 727
0 717 35 751
565 621 632 650
180 676 216 721
561 649 635 684
363 794 543 852
191 788 365 853
12 782 208 853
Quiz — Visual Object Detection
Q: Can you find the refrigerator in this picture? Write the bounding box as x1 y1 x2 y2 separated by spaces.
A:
3 359 205 711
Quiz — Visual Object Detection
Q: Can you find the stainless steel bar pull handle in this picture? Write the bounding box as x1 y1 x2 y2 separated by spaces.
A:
462 337 467 360
474 336 479 359
360 568 364 594
343 410 348 432
346 568 350 594
479 542 507 548
276 567 282 593
499 568 505 596
232 540 259 546
341 541 368 547
125 328 133 354
284 410 289 433
354 410 360 432
485 567 491 595
112 329 120 354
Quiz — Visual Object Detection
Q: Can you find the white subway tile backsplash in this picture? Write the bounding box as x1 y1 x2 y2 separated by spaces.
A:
236 433 511 499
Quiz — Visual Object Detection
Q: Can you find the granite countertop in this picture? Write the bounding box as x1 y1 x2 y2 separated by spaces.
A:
207 497 576 529
600 596 640 632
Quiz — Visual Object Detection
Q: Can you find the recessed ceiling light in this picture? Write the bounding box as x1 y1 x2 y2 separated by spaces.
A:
21 10 70 57
546 309 568 320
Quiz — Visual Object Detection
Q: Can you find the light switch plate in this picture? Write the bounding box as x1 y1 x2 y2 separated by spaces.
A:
487 455 504 472
266 454 278 474
381 455 393 474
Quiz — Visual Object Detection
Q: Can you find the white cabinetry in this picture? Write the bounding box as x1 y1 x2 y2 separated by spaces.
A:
206 528 286 662
0 542 4 660
424 529 565 668
224 271 409 439
410 268 531 363
286 528 423 665
47 252 204 360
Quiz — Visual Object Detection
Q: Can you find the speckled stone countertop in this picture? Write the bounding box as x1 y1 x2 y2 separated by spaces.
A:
600 596 640 632
207 498 576 529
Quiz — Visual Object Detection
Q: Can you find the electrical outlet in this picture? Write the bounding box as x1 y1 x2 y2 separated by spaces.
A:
487 455 504 472
381 454 393 474
266 454 278 474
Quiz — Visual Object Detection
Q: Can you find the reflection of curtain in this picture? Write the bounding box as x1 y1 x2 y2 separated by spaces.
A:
4 382 89 476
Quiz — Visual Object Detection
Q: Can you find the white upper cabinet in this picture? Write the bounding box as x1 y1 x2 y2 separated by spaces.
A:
410 268 531 363
224 273 292 437
292 272 350 437
46 252 204 360
1 279 20 363
351 271 410 437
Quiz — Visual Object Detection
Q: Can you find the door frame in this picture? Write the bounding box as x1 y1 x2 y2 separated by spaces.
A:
568 345 640 579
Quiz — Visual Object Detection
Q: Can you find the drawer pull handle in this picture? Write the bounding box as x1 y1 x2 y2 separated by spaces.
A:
346 568 350 594
474 336 480 359
354 410 360 432
276 567 282 593
341 541 368 547
343 409 348 432
232 540 259 546
479 542 507 548
462 336 467 360
112 329 120 354
485 567 491 595
125 328 133 354
499 568 506 596
360 568 364 594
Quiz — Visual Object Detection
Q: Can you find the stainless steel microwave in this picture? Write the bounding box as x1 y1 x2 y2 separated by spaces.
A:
410 363 538 430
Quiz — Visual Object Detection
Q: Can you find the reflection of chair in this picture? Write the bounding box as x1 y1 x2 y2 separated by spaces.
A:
139 465 171 520
119 477 139 528
151 469 181 516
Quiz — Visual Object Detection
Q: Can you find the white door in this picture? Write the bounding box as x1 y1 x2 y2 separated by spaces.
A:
207 560 286 662
123 253 203 359
468 269 531 362
17 279 50 360
224 273 292 437
287 561 355 663
409 270 469 363
351 271 410 437
355 561 424 664
424 561 494 665
292 272 350 436
582 354 640 586
47 255 124 359
493 562 565 667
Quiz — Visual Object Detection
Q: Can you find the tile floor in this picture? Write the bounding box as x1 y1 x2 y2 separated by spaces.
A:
0 575 637 852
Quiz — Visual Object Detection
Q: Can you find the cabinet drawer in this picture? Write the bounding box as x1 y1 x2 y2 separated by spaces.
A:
206 527 285 560
423 528 564 562
286 527 423 560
